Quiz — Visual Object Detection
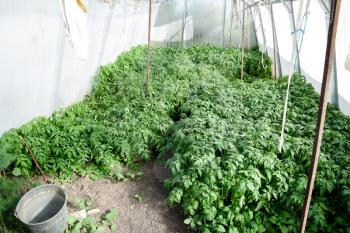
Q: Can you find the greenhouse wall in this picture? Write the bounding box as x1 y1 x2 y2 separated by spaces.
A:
0 0 257 135
254 0 350 115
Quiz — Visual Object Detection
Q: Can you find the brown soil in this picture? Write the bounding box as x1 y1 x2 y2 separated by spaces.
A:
65 161 193 233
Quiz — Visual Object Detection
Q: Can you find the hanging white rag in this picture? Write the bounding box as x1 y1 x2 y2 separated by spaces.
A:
58 0 89 60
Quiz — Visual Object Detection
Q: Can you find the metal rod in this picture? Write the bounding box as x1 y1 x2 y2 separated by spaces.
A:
299 0 342 232
146 0 152 95
317 0 330 14
181 0 188 47
95 1 117 77
256 1 267 52
222 0 228 46
245 0 296 9
269 0 282 76
240 1 246 80
281 0 291 12
50 18 65 113
288 0 301 72
229 0 235 47
324 0 339 106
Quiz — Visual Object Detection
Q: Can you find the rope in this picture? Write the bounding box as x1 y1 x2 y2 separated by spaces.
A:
278 0 311 152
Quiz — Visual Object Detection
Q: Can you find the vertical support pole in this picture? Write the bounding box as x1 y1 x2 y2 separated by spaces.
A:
181 0 188 48
51 17 66 113
299 1 342 232
287 0 301 72
256 1 267 53
324 0 339 106
146 0 152 95
229 0 234 47
95 0 117 77
221 0 227 46
269 0 282 77
240 1 246 80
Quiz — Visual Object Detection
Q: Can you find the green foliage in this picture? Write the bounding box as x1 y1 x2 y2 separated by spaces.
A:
0 44 349 232
165 74 350 232
134 193 145 203
0 45 268 180
76 198 94 210
0 178 31 233
66 208 118 233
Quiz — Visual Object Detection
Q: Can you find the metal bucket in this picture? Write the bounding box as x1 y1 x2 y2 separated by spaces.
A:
15 185 67 233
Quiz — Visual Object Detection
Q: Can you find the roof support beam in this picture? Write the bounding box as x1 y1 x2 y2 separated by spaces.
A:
245 0 297 9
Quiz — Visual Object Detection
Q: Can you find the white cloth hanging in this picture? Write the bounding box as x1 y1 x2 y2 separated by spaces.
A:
58 0 89 60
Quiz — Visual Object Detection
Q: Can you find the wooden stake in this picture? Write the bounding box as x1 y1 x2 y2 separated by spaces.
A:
19 135 48 183
299 0 342 232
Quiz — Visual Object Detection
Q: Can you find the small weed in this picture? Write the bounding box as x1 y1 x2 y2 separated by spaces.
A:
66 208 118 233
134 193 145 203
75 198 94 210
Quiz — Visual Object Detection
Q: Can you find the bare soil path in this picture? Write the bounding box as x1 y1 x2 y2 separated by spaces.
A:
66 162 192 233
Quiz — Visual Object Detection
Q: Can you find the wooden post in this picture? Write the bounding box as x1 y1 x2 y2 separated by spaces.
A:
299 0 342 232
146 0 152 95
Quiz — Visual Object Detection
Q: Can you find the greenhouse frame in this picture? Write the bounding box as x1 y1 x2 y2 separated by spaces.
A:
0 0 349 232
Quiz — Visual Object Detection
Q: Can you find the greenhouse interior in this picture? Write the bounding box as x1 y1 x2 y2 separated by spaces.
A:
0 0 349 232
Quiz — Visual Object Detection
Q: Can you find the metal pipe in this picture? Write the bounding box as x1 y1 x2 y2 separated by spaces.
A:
50 17 66 113
256 1 267 52
324 0 339 106
229 0 235 47
240 1 246 80
317 0 330 14
180 0 188 47
222 0 228 46
280 0 291 13
95 0 117 77
269 0 282 76
287 0 301 72
146 0 152 94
